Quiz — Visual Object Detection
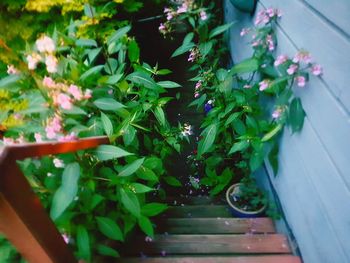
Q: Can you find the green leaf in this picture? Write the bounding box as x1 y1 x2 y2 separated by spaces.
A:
128 39 140 63
50 163 80 220
0 74 21 88
130 183 154 193
228 140 249 155
80 65 104 81
261 124 283 142
198 123 217 157
96 145 133 161
230 58 259 74
153 106 166 127
137 167 158 182
97 245 120 258
101 112 113 136
96 217 124 241
62 106 87 115
138 216 154 238
76 38 97 47
141 203 168 217
107 25 131 45
84 3 95 18
123 125 136 146
157 69 172 75
171 42 195 58
118 158 145 177
288 98 305 133
199 41 213 57
249 150 265 172
209 22 234 39
183 32 194 45
93 98 125 111
88 47 102 64
157 81 182 89
77 226 90 261
120 188 140 217
126 71 159 90
164 176 182 187
225 112 240 126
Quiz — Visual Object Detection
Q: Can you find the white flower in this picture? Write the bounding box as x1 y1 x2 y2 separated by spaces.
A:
27 53 41 70
45 55 58 73
53 158 64 168
36 36 56 53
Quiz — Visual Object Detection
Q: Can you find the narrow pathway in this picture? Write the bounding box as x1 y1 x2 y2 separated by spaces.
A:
117 196 301 263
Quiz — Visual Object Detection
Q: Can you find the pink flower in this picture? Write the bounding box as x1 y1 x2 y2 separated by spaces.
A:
194 92 200 98
34 133 43 142
45 116 62 139
195 81 202 90
272 108 283 119
27 53 41 70
145 236 153 242
311 64 323 76
177 3 188 14
58 132 77 142
240 28 250 37
2 137 15 145
62 234 69 244
159 23 167 34
53 158 64 168
55 93 72 109
7 65 19 75
266 35 274 51
45 55 58 73
84 89 92 99
243 84 252 89
295 76 306 87
274 55 289 66
200 10 208 21
188 49 198 62
68 84 82 101
36 35 55 53
43 76 55 88
293 51 312 64
266 8 275 17
287 64 298 75
259 80 269 91
251 40 261 47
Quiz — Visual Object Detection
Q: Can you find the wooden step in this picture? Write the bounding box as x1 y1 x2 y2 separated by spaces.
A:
125 234 291 255
163 196 224 206
163 205 232 218
116 255 301 263
156 218 275 234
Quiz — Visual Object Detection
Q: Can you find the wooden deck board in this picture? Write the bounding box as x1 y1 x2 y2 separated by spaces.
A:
116 255 301 263
156 218 275 234
125 234 291 255
163 205 232 218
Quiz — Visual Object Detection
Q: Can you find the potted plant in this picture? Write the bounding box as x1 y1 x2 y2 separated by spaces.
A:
226 176 267 218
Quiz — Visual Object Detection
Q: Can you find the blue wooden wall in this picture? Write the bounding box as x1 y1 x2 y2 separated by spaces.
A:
223 1 350 262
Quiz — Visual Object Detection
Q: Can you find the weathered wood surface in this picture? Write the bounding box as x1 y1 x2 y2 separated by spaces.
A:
125 234 291 255
156 218 275 234
163 205 232 218
117 255 301 263
0 136 109 263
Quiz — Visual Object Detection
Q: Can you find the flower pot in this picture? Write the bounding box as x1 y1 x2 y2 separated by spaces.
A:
229 0 257 14
226 183 266 218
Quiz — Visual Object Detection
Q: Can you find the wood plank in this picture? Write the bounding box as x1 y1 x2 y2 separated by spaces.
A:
163 205 232 218
116 255 301 263
162 196 224 206
156 218 275 234
125 234 291 255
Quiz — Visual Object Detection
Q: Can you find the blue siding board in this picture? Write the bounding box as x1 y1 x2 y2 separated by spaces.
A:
224 0 350 262
260 0 350 112
304 0 350 37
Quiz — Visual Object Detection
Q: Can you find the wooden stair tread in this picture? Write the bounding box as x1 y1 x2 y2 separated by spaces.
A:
163 196 224 206
164 205 232 218
156 218 275 234
116 255 301 263
124 234 291 255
